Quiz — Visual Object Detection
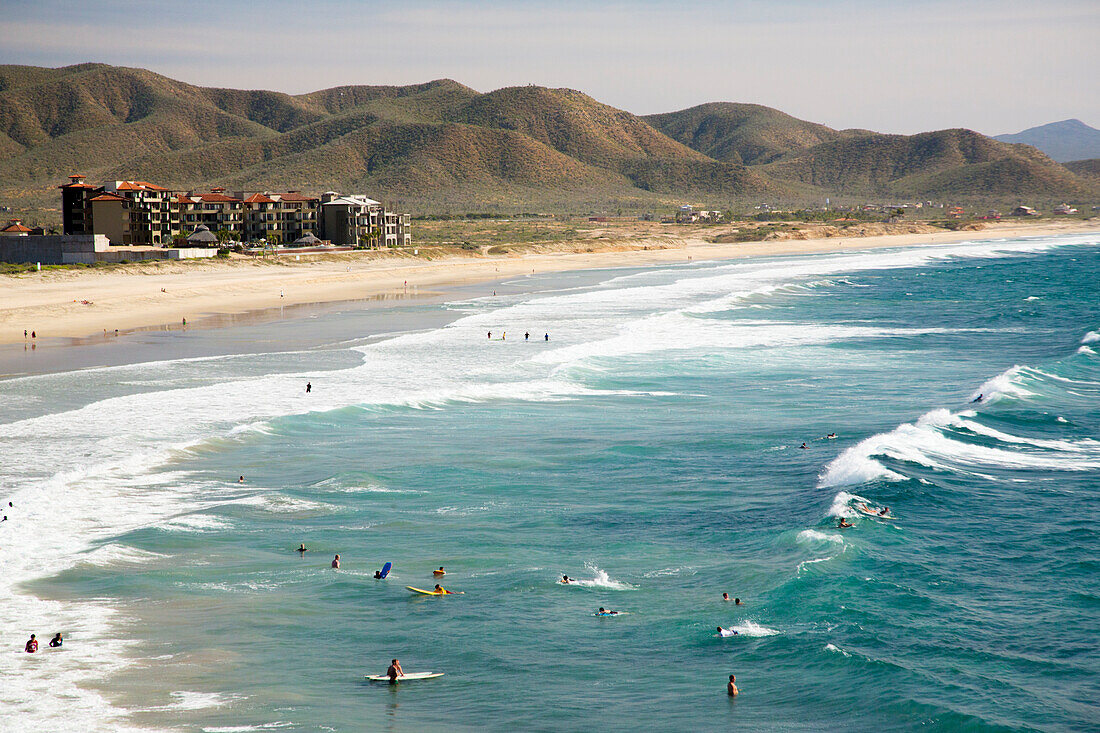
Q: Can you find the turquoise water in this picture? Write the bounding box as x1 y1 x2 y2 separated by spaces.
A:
2 233 1099 732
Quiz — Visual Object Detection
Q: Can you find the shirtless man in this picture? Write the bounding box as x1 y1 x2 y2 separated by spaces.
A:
387 658 404 683
331 554 341 569
727 674 739 696
838 517 853 529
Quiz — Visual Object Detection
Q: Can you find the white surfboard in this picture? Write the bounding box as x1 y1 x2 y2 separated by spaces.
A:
365 672 444 682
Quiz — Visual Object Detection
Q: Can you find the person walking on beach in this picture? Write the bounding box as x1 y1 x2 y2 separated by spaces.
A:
332 554 341 569
525 332 530 341
544 333 549 341
24 634 38 653
488 331 492 340
31 331 35 339
727 674 739 697
387 658 404 683
306 382 311 393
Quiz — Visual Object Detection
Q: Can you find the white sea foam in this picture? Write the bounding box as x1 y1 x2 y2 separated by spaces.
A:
731 620 780 637
969 365 1035 403
796 529 846 545
825 643 852 657
78 544 169 568
203 724 294 733
143 690 244 712
567 563 636 590
1081 330 1100 344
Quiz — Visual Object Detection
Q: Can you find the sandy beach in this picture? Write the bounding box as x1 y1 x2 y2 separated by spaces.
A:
1 220 1096 344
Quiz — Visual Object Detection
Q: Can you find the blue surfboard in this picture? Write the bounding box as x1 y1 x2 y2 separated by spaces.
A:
378 562 392 579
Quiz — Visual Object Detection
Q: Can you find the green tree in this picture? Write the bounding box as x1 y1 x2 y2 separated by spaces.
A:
215 229 233 243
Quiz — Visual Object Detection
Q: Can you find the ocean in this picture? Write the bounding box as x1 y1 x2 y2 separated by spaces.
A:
1 231 1098 732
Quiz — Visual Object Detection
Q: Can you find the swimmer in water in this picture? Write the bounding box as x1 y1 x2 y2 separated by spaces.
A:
799 443 809 449
49 633 63 648
735 598 742 605
718 626 738 637
332 554 341 569
838 517 853 528
597 607 619 616
722 592 731 601
561 575 575 584
433 567 446 577
727 674 739 696
238 476 244 483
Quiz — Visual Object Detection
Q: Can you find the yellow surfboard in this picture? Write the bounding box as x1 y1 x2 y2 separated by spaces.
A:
406 586 462 595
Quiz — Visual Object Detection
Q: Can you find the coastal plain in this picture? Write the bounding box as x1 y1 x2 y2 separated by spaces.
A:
2 218 1094 344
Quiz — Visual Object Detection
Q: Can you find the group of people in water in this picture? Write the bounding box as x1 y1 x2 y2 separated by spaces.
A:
23 633 62 653
487 331 550 341
837 502 891 528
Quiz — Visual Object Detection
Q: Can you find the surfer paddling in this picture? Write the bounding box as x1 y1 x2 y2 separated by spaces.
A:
718 626 738 637
838 517 853 528
560 575 575 584
433 584 452 595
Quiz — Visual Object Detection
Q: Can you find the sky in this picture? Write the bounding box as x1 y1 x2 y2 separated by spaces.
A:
1 0 1097 135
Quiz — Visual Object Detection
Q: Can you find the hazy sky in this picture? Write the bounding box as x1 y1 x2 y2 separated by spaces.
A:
2 0 1097 135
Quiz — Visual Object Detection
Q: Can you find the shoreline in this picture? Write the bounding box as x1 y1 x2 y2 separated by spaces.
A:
1 220 1096 345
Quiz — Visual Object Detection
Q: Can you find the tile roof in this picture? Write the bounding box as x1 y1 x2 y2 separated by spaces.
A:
278 192 319 202
114 180 171 192
243 193 277 204
198 192 241 203
1 220 32 233
172 194 197 204
90 193 127 202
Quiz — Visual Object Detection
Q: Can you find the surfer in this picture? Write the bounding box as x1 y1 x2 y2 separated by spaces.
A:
332 554 341 569
561 575 575 584
49 633 63 648
838 517 853 528
433 584 451 595
296 544 308 553
24 634 37 653
387 658 404 683
596 607 619 616
972 394 983 403
727 674 739 697
718 626 738 637
826 433 837 439
879 507 890 517
799 443 808 449
433 567 446 577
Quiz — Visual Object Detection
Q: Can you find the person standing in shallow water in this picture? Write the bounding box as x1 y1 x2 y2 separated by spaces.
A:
24 635 37 653
727 674 739 696
306 382 311 393
332 554 341 569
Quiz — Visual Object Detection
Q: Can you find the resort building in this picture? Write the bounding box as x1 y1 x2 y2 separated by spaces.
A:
57 176 407 247
0 219 33 237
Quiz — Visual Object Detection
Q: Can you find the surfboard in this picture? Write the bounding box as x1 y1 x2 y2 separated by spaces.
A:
377 561 392 579
365 672 444 682
406 586 463 595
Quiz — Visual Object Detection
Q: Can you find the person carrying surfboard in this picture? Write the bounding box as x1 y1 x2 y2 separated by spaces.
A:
387 659 404 683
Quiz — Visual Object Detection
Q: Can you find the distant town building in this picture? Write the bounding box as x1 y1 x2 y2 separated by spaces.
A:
0 219 32 237
1011 206 1041 217
1052 203 1077 215
57 176 409 248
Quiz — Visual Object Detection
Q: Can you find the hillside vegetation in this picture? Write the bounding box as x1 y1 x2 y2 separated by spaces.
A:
0 63 1095 217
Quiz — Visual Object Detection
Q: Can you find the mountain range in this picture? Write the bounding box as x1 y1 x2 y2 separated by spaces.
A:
0 63 1096 216
994 119 1100 163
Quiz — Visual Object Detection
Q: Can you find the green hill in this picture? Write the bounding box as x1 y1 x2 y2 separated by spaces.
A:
0 64 777 212
643 102 862 165
756 128 1094 199
1064 158 1100 185
0 63 1093 217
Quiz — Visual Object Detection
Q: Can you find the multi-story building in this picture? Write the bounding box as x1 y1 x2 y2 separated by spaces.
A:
57 176 406 247
58 175 99 235
320 194 385 247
